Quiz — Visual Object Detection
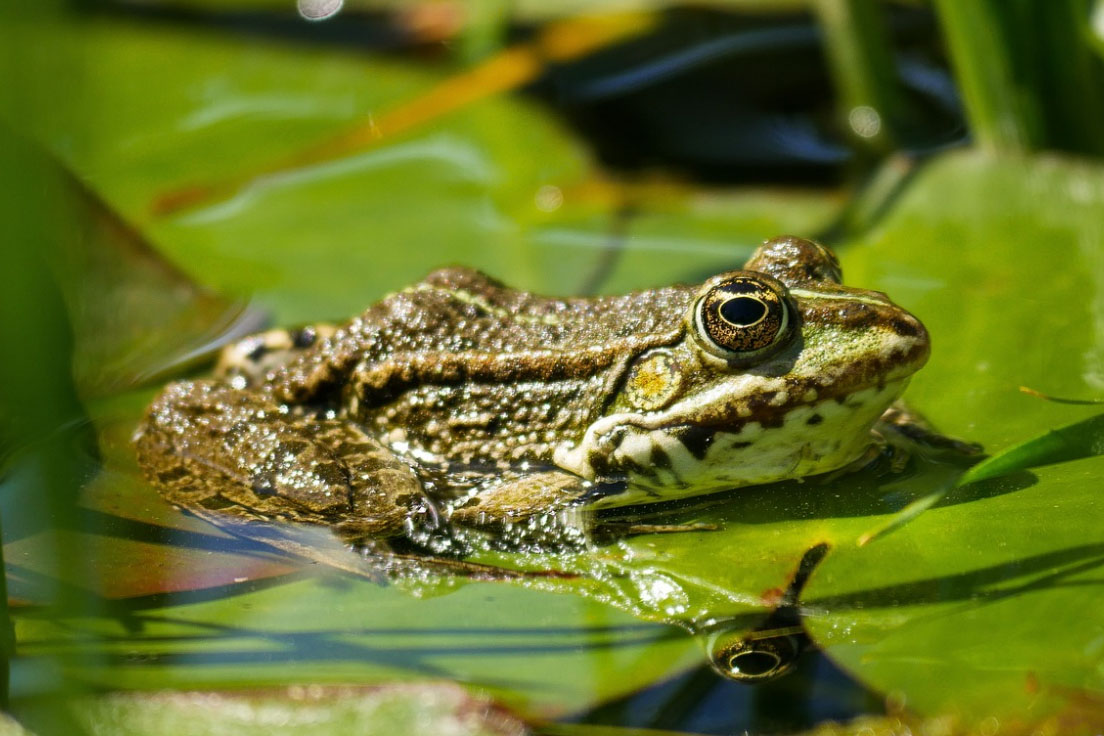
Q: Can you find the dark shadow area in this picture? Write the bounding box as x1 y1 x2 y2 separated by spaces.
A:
599 456 1036 528
574 648 882 736
70 507 283 558
532 5 964 184
806 542 1104 613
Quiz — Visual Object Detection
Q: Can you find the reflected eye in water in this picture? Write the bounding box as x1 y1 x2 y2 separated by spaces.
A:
701 543 827 682
705 626 807 682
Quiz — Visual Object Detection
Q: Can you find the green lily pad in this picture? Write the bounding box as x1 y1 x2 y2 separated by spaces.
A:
801 151 1104 727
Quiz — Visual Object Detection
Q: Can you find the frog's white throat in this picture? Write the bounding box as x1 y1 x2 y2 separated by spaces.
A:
553 380 908 507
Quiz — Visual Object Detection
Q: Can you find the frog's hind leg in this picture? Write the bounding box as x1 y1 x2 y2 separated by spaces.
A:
446 471 588 527
135 379 429 539
215 323 338 385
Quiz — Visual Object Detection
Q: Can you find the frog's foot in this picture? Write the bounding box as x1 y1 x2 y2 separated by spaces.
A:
135 379 428 539
827 402 982 481
876 402 983 460
215 323 338 385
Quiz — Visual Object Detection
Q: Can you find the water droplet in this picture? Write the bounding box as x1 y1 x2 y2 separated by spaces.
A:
848 105 882 139
535 184 564 212
297 0 342 21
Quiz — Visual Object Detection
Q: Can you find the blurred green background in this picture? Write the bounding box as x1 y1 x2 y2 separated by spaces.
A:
2 1 1103 734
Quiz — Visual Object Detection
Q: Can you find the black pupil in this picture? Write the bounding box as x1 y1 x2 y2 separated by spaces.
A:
729 650 781 677
719 296 767 326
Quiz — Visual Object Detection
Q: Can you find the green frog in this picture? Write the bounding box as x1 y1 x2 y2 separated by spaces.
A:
135 236 934 550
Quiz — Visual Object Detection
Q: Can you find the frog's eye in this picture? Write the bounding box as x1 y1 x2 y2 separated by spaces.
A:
693 275 793 361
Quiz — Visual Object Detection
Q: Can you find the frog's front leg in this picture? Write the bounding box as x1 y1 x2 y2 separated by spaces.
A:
875 401 983 463
135 379 430 538
447 472 714 540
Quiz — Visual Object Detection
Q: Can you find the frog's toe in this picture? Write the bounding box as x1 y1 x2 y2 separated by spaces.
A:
876 402 983 461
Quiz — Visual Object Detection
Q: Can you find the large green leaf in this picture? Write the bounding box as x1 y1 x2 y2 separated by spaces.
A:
801 151 1104 727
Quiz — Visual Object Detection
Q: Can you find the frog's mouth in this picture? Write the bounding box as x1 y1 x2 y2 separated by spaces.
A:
559 376 912 507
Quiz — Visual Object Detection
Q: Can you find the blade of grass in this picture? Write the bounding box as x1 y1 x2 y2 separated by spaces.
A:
862 411 1104 545
0 514 9 709
956 412 1104 487
0 129 98 731
812 0 905 154
931 0 1044 152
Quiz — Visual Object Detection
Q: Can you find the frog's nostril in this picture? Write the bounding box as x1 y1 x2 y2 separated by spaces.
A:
889 313 925 339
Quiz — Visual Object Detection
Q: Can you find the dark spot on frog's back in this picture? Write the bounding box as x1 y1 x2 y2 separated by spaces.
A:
181 404 220 418
314 462 347 486
671 425 716 460
806 413 823 426
200 494 240 510
291 326 319 348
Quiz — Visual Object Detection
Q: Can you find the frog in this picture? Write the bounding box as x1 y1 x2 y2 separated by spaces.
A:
134 236 936 553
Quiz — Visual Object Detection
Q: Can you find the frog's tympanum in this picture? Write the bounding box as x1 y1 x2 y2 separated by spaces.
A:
135 237 930 549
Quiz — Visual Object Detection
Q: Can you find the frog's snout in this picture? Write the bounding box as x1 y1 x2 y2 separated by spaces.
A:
882 303 931 376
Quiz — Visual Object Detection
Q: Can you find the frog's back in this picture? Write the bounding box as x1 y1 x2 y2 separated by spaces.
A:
402 267 694 353
269 267 694 467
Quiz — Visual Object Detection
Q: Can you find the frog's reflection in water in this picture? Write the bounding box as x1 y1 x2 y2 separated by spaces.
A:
701 543 828 683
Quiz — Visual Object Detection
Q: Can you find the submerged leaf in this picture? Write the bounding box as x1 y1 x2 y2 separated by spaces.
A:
60 684 531 736
52 160 266 398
